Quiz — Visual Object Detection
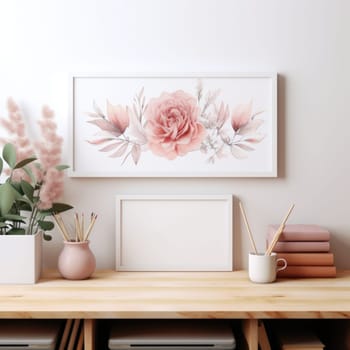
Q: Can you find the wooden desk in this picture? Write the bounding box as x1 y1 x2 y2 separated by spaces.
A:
0 270 349 350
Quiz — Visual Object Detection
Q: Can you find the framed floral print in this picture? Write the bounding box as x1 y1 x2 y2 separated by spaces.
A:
70 73 277 177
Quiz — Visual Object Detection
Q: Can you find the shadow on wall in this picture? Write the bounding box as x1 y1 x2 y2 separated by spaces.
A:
277 74 286 178
331 233 350 270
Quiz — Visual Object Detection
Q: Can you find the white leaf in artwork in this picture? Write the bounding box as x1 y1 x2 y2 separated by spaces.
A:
86 112 100 118
238 119 264 136
93 100 105 118
109 142 129 158
235 143 255 151
129 112 147 144
98 141 124 152
131 144 141 165
231 145 248 159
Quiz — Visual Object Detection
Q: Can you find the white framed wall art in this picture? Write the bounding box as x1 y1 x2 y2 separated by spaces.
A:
70 74 277 177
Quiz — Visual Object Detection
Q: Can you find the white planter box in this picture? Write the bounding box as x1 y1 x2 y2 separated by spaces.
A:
0 231 42 284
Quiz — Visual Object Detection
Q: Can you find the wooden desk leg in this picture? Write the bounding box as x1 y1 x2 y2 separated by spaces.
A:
242 319 258 350
84 319 96 350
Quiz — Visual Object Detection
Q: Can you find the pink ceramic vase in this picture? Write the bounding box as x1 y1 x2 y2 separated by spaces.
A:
58 241 96 280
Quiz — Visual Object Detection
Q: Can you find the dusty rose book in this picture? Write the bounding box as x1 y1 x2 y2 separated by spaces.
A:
267 240 330 252
277 265 336 278
276 253 334 266
267 224 330 242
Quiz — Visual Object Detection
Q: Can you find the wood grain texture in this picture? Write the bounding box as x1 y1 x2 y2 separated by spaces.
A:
0 270 349 319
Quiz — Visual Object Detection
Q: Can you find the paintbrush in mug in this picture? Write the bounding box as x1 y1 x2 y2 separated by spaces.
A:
265 204 295 256
239 201 258 254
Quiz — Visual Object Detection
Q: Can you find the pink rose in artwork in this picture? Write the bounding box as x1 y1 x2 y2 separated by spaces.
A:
145 90 206 160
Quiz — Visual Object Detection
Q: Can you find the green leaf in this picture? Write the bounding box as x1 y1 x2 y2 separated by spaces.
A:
56 164 70 171
16 198 32 211
38 220 54 231
14 157 37 169
41 202 74 215
0 182 20 215
10 181 22 193
23 165 36 185
3 214 26 222
7 228 25 235
21 180 34 202
2 143 16 169
0 158 3 176
43 232 52 241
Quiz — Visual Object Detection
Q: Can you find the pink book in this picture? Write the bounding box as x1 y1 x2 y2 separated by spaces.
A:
267 224 330 242
268 240 330 253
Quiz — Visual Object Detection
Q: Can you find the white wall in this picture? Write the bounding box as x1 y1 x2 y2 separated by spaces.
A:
0 0 349 269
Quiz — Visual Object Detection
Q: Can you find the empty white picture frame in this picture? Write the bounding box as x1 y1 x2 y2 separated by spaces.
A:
115 195 233 271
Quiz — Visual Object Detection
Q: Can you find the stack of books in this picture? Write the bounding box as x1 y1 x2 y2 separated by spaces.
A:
266 224 336 278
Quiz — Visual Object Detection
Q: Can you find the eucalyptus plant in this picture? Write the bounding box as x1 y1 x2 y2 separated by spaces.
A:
0 143 72 240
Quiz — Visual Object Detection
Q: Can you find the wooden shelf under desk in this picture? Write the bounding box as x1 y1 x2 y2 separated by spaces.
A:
0 270 349 350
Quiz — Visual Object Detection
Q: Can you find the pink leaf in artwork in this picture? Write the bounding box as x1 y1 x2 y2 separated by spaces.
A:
99 141 124 152
109 142 128 158
131 144 141 165
106 100 130 134
238 119 264 136
87 138 114 145
231 101 253 131
245 133 265 143
231 145 248 159
87 119 122 135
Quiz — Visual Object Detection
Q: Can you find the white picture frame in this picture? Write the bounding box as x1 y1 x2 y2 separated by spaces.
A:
70 73 277 177
115 194 233 271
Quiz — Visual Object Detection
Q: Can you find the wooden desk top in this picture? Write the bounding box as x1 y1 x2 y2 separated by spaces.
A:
0 270 349 319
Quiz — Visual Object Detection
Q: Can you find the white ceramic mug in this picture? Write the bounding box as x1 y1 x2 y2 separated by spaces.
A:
248 252 287 283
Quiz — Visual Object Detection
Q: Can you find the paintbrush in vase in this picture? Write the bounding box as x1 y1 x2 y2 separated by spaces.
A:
54 212 98 242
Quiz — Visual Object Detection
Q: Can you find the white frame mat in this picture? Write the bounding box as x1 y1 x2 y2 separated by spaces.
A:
115 195 233 271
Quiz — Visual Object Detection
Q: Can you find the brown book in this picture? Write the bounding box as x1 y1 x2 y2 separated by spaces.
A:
277 265 336 278
277 253 334 266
